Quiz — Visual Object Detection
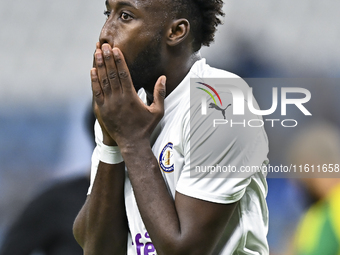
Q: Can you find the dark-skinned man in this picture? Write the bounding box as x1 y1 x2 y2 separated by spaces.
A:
73 0 269 254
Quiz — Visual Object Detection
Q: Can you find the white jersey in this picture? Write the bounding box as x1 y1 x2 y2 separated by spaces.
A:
88 59 269 255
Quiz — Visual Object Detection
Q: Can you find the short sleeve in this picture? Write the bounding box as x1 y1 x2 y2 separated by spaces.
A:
176 84 269 204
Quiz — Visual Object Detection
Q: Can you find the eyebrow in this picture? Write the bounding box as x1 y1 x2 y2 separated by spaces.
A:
105 0 138 10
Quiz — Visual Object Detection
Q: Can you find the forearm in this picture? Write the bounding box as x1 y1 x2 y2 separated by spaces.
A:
121 141 192 254
73 161 128 254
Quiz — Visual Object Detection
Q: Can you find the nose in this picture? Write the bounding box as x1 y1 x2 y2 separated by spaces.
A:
99 22 113 48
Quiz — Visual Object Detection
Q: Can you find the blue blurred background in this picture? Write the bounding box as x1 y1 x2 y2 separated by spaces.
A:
1 0 340 254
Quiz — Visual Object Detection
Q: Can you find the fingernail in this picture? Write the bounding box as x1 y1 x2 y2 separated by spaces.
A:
102 44 109 51
91 69 97 76
95 52 102 60
112 48 119 56
161 76 166 86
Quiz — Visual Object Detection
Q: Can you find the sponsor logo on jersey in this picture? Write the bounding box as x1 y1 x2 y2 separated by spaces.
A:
159 142 174 173
132 232 155 255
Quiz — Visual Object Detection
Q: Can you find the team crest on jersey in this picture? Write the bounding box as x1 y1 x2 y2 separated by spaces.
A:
159 142 174 173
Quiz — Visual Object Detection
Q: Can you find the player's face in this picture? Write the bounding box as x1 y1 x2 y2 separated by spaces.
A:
99 0 166 91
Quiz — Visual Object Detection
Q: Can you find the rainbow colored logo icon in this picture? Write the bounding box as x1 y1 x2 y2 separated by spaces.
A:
196 82 223 106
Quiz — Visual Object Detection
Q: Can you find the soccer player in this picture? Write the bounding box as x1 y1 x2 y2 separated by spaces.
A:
73 0 269 254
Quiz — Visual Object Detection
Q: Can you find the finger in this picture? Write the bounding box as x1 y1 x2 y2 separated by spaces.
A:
150 76 166 117
91 68 104 105
95 49 112 95
93 43 100 68
102 44 121 91
112 48 133 93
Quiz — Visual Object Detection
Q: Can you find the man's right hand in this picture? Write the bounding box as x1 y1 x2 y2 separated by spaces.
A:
92 42 117 146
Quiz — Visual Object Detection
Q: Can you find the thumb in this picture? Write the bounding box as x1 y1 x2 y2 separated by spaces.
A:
151 75 166 113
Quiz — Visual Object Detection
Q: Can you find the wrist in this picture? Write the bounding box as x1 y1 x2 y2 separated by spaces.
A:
103 138 117 146
103 134 117 146
118 139 151 156
98 144 124 164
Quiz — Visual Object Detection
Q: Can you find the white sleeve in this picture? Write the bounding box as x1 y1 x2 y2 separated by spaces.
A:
87 120 103 195
176 88 269 204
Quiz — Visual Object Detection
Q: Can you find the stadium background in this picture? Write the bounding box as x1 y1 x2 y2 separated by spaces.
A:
1 0 339 254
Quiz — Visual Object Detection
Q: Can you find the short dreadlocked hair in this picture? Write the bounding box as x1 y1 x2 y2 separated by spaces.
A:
170 0 224 52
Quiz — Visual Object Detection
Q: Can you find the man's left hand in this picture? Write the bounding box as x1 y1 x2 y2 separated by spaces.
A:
91 43 166 147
